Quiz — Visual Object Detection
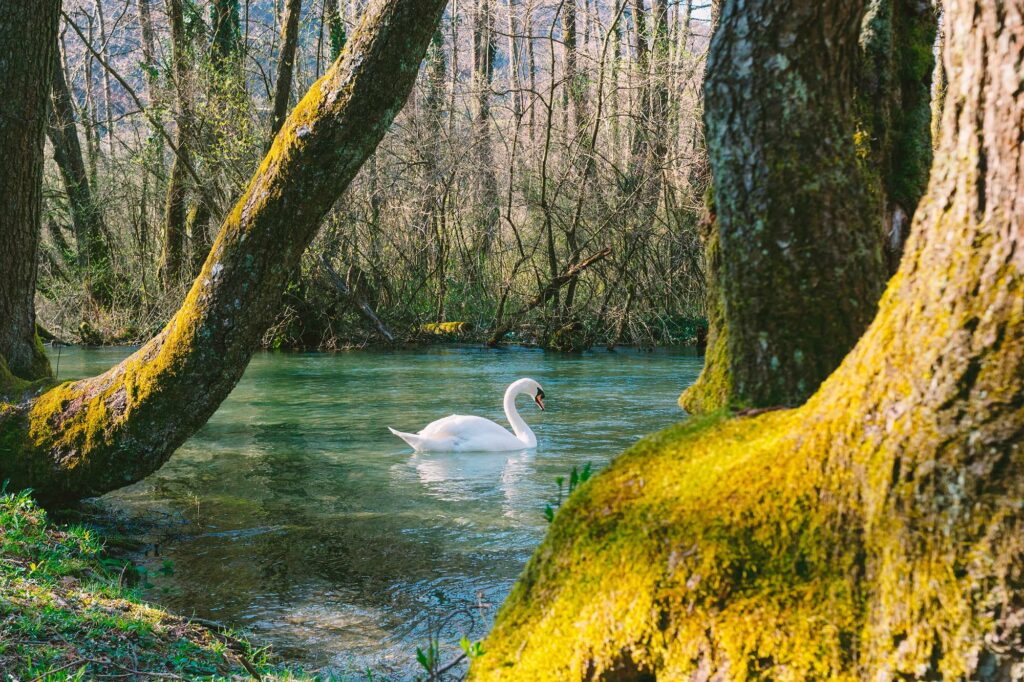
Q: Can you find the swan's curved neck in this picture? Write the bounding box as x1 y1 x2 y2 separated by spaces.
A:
504 384 537 448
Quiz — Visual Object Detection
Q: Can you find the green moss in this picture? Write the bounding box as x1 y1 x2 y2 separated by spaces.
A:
857 0 936 218
679 192 736 414
472 410 868 679
0 491 314 680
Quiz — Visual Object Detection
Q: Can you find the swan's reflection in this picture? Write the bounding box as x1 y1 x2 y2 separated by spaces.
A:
409 449 535 519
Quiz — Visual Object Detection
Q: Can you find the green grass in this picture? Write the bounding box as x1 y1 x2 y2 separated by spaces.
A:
0 490 319 681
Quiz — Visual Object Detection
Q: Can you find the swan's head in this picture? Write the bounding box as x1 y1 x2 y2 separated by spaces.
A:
514 378 545 411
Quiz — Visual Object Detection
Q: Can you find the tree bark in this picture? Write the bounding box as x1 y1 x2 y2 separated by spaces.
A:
858 0 937 272
682 0 886 412
160 0 191 288
0 0 448 505
48 48 114 307
267 0 303 148
473 0 1024 677
210 0 243 74
324 0 346 60
93 0 116 157
472 0 499 251
0 1 59 382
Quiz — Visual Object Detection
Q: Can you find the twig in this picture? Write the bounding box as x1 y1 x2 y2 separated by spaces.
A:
71 657 185 679
60 11 211 207
435 651 468 676
29 658 86 682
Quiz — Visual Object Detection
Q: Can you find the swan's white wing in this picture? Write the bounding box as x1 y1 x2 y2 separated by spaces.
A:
417 415 524 451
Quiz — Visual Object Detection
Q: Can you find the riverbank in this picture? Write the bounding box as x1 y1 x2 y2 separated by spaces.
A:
0 491 309 680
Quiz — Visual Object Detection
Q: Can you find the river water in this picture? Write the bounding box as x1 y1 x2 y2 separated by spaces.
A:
52 345 700 678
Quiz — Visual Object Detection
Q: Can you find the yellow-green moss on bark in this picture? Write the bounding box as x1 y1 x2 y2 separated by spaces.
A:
475 0 1023 677
473 412 870 680
679 205 734 413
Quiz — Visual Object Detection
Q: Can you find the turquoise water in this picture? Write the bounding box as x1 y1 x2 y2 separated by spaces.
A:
53 345 700 677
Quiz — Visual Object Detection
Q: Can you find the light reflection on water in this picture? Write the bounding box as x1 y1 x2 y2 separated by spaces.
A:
53 345 701 678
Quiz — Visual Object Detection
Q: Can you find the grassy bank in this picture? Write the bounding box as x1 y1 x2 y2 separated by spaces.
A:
0 491 310 681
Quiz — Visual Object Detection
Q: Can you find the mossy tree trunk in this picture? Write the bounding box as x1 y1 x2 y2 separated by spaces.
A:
0 0 448 505
325 0 347 61
681 0 887 412
0 0 59 383
473 0 1024 677
48 48 114 307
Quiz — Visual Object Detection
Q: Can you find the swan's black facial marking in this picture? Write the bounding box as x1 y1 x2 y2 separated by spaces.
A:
534 388 545 411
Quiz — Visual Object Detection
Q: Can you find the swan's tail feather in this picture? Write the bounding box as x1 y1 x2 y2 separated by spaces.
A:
388 427 424 451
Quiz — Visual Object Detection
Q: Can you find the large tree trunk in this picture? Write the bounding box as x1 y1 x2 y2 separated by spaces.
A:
0 1 59 383
267 0 303 147
681 0 887 412
0 0 448 505
472 0 1023 678
48 48 114 307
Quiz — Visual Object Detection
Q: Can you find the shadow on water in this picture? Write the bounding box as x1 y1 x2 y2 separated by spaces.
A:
52 344 702 677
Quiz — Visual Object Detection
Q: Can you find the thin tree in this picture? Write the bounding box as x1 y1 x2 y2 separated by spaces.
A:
159 0 193 288
267 0 303 148
48 44 114 307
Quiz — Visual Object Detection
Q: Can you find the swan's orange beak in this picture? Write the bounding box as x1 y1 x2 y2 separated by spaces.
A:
534 389 545 411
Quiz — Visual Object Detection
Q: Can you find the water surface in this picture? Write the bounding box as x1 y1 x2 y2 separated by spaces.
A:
53 345 700 678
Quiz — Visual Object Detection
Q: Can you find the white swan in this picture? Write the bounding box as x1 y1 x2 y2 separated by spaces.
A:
388 378 545 452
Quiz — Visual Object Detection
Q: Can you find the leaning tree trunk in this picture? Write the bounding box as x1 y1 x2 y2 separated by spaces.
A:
472 0 1023 678
48 49 114 307
681 0 887 412
0 0 448 505
0 1 59 383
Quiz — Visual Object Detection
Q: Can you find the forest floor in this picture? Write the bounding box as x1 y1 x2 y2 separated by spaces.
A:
0 491 314 681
